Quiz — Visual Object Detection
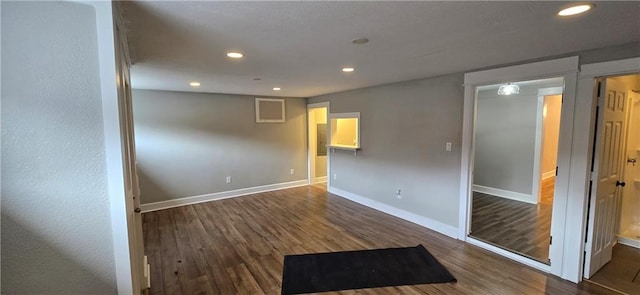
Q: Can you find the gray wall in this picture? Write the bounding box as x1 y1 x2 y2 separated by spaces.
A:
474 82 562 195
1 2 116 294
132 89 308 204
309 75 464 227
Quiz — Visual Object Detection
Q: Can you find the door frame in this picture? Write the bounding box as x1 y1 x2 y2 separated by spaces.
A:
574 57 640 281
458 56 579 277
94 1 146 293
307 102 330 186
533 87 564 202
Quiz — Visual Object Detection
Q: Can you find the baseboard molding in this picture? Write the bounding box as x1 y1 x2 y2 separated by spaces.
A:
618 235 640 249
140 180 309 213
473 184 536 204
327 186 458 239
541 170 556 180
315 176 327 183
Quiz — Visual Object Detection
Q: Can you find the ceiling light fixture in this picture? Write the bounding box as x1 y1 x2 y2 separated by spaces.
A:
342 67 355 72
273 87 281 91
498 83 520 95
189 82 201 87
558 4 593 16
226 52 244 58
253 77 262 81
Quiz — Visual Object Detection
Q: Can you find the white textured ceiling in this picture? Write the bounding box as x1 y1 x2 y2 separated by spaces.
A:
123 1 640 98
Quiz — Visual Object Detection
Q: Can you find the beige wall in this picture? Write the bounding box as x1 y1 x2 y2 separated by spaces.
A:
332 118 358 146
541 95 563 177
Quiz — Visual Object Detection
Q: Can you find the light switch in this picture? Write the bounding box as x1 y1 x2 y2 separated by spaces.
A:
446 142 452 152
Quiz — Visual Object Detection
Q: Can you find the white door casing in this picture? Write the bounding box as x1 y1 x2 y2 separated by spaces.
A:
459 56 579 277
114 4 147 291
583 78 629 278
307 102 330 186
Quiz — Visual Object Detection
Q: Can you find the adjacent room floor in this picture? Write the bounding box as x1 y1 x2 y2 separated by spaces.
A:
470 177 555 263
587 244 640 295
142 184 610 294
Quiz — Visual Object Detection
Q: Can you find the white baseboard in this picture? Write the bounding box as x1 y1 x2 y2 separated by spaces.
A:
466 237 550 273
315 176 327 183
327 186 458 239
618 235 640 249
140 180 309 213
542 170 556 180
473 184 536 204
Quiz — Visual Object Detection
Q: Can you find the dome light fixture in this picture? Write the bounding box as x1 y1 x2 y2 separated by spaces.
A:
226 52 244 58
342 67 355 72
189 82 201 87
558 4 593 16
498 83 520 95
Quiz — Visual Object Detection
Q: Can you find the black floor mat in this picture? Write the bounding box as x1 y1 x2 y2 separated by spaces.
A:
281 244 456 294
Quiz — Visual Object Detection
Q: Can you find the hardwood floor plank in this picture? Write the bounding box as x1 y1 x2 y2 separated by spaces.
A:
143 184 611 294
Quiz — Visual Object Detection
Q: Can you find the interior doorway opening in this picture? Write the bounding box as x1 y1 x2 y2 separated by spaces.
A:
583 73 640 294
308 103 329 187
470 78 564 265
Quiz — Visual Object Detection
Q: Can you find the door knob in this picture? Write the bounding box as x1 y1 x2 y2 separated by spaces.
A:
134 208 141 213
616 180 626 187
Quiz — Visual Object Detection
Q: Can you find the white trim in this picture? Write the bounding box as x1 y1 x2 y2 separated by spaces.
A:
328 186 458 239
255 98 286 123
466 237 551 273
533 87 564 202
532 93 545 203
140 180 308 213
315 176 327 183
473 185 536 204
617 236 640 249
580 57 640 78
464 56 579 86
307 102 330 186
93 2 135 294
458 83 477 240
567 57 640 283
538 87 564 96
460 56 579 280
542 170 556 180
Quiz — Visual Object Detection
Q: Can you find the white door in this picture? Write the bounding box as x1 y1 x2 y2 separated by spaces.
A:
115 22 147 291
584 78 629 278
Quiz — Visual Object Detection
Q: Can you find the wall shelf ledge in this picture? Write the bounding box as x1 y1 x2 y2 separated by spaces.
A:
327 145 360 156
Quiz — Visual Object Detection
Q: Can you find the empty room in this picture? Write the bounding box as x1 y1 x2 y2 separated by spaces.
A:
2 1 640 294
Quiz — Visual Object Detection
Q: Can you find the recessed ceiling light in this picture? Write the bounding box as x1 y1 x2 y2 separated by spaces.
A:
342 67 355 72
558 4 593 16
352 38 369 45
253 77 262 81
189 82 201 87
273 87 281 91
226 52 244 58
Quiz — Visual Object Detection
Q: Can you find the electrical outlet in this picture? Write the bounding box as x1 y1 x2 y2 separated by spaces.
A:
226 176 231 184
333 173 337 180
396 189 402 199
290 168 295 175
446 142 452 152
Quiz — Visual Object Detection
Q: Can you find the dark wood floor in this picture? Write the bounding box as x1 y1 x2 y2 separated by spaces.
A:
142 184 612 294
588 244 640 295
470 177 555 263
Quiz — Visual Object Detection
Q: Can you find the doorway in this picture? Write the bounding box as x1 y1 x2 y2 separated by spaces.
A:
470 78 564 265
584 73 640 294
308 103 329 186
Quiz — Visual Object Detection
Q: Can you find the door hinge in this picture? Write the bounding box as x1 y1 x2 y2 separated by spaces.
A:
596 80 602 98
555 166 558 176
550 236 553 245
